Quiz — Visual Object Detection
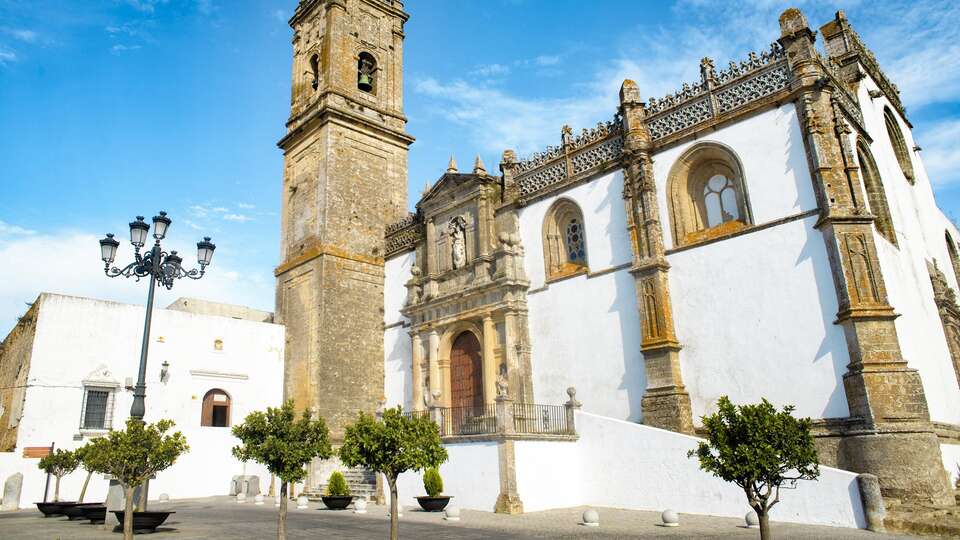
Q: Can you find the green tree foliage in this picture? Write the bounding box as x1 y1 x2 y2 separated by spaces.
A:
423 467 443 497
340 407 447 540
37 448 79 502
689 396 820 540
232 400 332 540
83 419 189 540
325 471 350 497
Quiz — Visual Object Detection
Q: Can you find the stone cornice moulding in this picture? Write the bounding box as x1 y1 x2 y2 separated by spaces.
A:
189 369 249 381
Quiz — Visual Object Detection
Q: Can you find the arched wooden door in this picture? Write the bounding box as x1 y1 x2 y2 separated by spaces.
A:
450 331 484 411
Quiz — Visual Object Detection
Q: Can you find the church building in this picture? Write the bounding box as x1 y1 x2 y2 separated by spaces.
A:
277 0 958 524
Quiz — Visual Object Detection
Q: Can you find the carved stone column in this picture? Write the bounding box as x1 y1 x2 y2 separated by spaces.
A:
928 261 960 387
427 329 440 405
482 314 498 405
619 79 694 434
411 331 424 411
494 394 523 514
779 8 952 506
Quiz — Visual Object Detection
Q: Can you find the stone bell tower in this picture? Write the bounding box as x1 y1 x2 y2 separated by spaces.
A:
275 0 413 439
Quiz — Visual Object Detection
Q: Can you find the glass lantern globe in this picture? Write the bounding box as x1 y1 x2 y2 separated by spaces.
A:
197 237 216 266
99 233 120 264
152 211 171 240
129 216 150 248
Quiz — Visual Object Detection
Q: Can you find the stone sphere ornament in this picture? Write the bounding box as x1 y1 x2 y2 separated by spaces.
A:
745 511 760 529
254 494 264 505
581 508 600 527
353 498 368 514
661 509 679 527
296 495 308 509
158 493 170 502
236 493 246 504
444 506 461 521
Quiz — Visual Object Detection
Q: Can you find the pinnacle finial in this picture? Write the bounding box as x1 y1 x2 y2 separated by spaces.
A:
446 156 458 174
473 155 487 175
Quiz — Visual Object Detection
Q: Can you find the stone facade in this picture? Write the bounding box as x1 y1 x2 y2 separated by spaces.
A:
0 302 38 452
278 3 959 509
275 0 413 444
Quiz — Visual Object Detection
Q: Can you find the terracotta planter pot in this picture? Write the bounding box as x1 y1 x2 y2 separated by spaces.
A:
416 496 452 512
112 510 175 533
79 504 107 524
320 495 354 510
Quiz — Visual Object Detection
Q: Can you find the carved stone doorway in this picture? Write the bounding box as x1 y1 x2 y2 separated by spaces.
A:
450 331 484 432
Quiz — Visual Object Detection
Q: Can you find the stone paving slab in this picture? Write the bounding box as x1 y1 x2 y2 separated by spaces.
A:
0 496 921 539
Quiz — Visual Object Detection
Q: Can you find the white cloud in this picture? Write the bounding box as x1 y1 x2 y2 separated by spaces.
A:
470 63 510 78
0 229 273 335
194 0 215 16
534 55 560 66
0 221 36 237
916 119 960 186
222 213 253 223
0 49 17 65
3 28 38 43
124 0 169 14
236 203 255 209
211 207 228 213
111 44 142 53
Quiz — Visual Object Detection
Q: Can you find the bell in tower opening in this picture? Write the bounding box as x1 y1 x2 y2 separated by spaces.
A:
358 52 377 93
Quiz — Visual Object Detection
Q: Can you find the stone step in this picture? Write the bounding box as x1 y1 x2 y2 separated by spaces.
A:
305 467 378 501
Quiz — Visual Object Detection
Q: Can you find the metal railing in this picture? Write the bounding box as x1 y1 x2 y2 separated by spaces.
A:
512 403 573 436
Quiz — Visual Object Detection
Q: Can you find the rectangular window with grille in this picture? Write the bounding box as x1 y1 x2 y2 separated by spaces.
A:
80 387 114 430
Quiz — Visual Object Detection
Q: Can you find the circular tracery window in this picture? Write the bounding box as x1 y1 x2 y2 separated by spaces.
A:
565 218 585 262
703 174 740 228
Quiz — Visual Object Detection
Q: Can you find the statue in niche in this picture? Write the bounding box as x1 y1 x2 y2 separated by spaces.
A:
449 217 466 269
495 363 509 398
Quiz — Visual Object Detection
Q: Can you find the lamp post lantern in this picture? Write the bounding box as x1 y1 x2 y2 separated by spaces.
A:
99 211 215 422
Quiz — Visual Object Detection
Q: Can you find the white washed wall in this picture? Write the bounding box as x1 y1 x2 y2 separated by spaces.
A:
668 215 851 420
0 293 284 508
853 71 960 425
519 171 646 420
391 441 499 511
942 444 960 487
383 252 414 411
653 104 817 250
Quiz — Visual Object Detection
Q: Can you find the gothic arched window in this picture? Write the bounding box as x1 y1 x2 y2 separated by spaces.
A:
947 232 960 286
201 389 231 427
883 107 914 184
857 139 897 246
358 52 377 94
543 199 588 280
667 143 751 247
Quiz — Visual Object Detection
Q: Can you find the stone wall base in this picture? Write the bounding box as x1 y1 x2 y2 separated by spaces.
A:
641 388 694 434
838 428 954 506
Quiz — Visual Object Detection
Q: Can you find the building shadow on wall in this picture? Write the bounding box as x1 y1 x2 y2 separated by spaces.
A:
795 218 851 420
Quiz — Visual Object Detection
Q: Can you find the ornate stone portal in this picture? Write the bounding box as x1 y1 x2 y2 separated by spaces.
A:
391 159 534 412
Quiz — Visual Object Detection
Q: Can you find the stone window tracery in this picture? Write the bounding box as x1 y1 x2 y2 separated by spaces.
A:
883 106 914 184
946 232 960 287
667 143 752 247
856 139 897 246
543 199 588 280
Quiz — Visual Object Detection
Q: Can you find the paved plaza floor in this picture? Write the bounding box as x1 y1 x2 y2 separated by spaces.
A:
0 496 921 539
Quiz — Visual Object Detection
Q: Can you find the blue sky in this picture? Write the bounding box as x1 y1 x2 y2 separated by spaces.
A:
1 0 959 333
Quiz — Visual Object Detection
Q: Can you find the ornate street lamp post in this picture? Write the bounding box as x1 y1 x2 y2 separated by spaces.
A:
99 212 216 422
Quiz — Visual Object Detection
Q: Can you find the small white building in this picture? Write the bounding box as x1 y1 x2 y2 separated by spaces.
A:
0 293 283 508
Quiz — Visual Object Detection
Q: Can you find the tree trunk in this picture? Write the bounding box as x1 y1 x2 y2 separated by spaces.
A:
78 470 92 503
123 485 136 540
759 509 771 540
277 481 287 540
137 481 147 511
53 475 61 502
388 475 399 540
